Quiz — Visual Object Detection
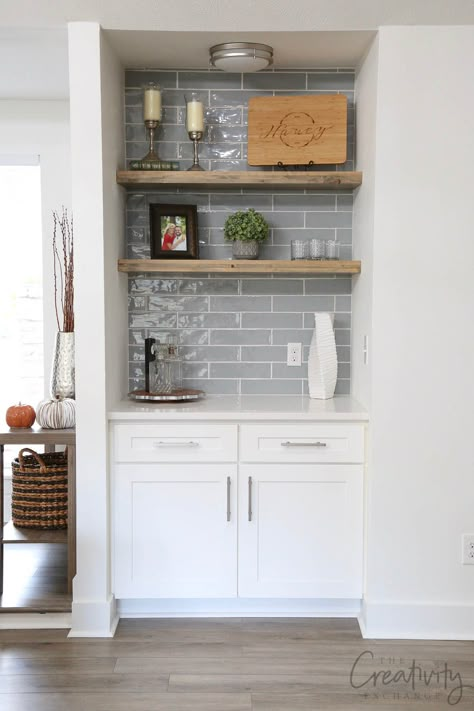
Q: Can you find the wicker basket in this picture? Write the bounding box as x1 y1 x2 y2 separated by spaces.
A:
12 448 68 530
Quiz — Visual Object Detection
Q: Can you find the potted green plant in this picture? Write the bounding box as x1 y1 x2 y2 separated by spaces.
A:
223 208 269 260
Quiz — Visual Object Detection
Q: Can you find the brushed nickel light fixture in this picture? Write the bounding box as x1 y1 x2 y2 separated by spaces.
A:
209 42 273 73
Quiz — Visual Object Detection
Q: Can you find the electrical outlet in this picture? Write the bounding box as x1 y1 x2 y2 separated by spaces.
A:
287 342 302 367
462 534 474 565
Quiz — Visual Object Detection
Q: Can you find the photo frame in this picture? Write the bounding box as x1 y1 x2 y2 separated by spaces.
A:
150 203 199 259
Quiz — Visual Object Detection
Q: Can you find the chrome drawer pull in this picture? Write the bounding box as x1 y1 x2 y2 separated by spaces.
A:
281 441 327 448
226 476 231 522
153 441 200 448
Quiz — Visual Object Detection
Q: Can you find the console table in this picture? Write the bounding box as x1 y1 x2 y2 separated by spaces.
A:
0 427 76 606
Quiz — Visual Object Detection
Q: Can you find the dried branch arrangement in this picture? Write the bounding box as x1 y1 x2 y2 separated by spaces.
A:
53 208 74 333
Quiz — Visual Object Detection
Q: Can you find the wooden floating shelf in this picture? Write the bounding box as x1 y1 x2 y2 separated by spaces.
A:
3 521 67 545
118 259 361 275
116 170 362 191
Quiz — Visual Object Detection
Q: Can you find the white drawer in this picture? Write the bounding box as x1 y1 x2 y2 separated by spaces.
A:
239 423 364 463
112 423 238 462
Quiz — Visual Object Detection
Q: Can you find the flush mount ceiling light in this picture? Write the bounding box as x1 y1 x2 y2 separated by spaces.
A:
209 42 273 73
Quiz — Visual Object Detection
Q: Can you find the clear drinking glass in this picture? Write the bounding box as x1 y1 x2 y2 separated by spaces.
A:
291 240 308 260
325 240 340 260
309 239 325 260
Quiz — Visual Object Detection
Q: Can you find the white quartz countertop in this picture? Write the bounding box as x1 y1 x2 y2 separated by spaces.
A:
108 395 368 421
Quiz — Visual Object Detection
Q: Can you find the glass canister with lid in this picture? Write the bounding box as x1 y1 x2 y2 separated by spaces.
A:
145 335 182 394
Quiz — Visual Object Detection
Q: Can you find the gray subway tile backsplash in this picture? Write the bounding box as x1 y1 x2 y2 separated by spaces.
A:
209 296 272 312
273 295 335 312
273 194 336 211
241 312 303 329
304 278 352 295
305 211 352 229
179 346 239 362
210 330 272 346
177 313 240 329
125 67 355 394
209 193 273 211
178 71 242 90
148 295 209 312
306 72 355 91
241 346 288 362
210 363 271 379
177 278 239 295
240 279 304 295
272 329 315 346
125 70 178 88
242 72 306 90
129 312 177 329
182 378 239 395
181 362 209 379
241 379 303 395
209 90 273 107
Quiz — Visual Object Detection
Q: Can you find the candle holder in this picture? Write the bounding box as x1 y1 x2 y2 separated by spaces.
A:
142 120 160 162
185 93 205 172
187 130 204 171
142 82 162 163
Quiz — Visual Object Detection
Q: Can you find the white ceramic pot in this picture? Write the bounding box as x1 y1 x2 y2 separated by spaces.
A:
232 240 259 259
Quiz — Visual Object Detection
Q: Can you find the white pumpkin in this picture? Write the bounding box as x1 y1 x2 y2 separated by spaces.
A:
36 397 76 429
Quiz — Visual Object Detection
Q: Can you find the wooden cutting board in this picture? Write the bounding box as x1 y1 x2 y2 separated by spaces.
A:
247 95 347 166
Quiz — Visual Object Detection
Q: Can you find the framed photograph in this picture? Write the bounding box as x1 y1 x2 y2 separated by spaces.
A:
150 203 199 259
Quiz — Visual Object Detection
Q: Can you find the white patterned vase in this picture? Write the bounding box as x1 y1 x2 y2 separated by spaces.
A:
308 313 338 400
50 332 75 399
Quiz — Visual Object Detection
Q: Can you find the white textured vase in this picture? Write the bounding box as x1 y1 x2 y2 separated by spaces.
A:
308 312 338 399
50 332 75 399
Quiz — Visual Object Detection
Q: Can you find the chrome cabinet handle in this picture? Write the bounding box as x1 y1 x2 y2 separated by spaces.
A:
153 440 200 448
226 476 231 522
248 476 252 522
281 441 327 448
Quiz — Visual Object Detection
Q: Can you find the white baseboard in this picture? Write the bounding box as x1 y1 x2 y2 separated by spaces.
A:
69 595 118 637
118 597 361 618
0 613 71 629
361 599 474 640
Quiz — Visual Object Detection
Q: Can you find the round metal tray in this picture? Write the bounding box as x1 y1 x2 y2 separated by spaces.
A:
128 389 205 403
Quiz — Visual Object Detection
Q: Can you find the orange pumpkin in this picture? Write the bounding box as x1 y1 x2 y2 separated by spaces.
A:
6 402 36 429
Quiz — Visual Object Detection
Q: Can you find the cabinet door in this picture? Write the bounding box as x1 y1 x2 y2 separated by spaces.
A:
238 464 363 598
114 463 237 598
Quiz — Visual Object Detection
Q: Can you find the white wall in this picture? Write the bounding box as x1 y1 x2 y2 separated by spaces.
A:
352 36 378 408
101 34 128 411
0 100 71 394
0 29 69 100
68 21 126 637
355 26 474 639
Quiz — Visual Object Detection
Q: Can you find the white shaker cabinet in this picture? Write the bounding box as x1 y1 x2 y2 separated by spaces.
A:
238 463 363 598
110 404 367 607
113 463 238 598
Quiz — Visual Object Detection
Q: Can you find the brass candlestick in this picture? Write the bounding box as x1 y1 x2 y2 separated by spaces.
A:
187 130 204 171
142 119 160 162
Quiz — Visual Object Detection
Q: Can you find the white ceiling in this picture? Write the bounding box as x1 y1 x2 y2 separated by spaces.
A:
106 30 376 69
0 0 474 31
1 0 473 99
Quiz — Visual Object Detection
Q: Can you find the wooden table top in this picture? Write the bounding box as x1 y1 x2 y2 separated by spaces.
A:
0 427 76 445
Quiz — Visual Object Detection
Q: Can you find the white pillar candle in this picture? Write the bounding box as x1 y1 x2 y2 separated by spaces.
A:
143 86 161 121
186 100 204 133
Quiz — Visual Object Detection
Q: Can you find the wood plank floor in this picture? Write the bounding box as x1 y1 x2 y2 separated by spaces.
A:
0 543 71 612
0 619 474 710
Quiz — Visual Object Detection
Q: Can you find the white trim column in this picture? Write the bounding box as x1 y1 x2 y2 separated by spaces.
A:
68 21 125 637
